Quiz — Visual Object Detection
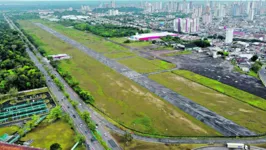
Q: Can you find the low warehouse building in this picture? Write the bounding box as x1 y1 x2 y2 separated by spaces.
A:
129 32 178 41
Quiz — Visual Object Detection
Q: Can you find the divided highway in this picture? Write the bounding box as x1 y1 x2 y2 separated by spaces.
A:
5 15 266 147
4 15 107 150
35 22 255 136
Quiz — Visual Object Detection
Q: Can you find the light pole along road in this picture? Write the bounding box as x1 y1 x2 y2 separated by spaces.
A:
4 15 107 150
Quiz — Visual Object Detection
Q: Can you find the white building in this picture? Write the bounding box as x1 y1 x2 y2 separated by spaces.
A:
48 54 71 61
202 14 212 25
108 9 119 16
173 18 199 33
225 28 234 44
248 2 254 20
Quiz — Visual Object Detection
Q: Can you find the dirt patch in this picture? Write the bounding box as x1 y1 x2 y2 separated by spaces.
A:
239 108 254 113
180 116 207 134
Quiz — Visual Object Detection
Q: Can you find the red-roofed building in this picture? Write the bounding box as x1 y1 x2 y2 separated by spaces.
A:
0 142 42 150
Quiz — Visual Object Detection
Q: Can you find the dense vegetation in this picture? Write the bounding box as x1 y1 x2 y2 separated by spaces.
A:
151 12 190 18
251 61 263 73
74 23 149 37
54 10 83 18
93 7 143 13
10 12 40 20
0 18 45 94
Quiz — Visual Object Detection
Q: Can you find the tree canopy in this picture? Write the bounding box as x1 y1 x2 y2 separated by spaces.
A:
0 17 46 94
74 23 149 37
50 143 62 150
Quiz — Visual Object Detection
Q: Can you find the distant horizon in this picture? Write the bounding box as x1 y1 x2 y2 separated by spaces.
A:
0 0 262 1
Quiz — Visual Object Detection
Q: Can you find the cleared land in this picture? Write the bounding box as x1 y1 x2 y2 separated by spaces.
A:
173 70 266 111
149 72 266 133
163 50 192 57
111 133 208 150
118 56 176 73
0 126 19 135
21 120 78 150
19 20 219 136
111 37 175 51
33 20 176 74
31 20 128 54
111 37 152 47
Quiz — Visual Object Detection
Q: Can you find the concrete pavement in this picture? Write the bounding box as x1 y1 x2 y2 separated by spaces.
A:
259 65 266 87
35 22 255 136
4 15 104 150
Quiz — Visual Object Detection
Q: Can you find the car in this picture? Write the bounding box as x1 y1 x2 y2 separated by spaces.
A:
73 115 76 118
85 131 88 134
91 137 96 142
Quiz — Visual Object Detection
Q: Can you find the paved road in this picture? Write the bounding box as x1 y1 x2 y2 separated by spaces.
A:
4 15 104 150
35 22 255 136
259 65 266 87
5 15 266 146
195 146 266 150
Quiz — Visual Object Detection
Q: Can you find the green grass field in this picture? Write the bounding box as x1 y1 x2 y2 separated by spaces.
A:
21 120 78 150
111 37 152 47
118 57 176 73
19 20 219 136
0 126 19 136
173 70 266 111
111 132 209 150
149 72 266 133
104 52 136 59
163 50 192 56
31 20 128 54
33 20 176 74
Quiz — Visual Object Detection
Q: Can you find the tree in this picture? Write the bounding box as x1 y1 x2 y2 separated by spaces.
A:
8 87 18 99
251 61 263 73
50 143 62 150
46 106 63 123
251 55 258 62
74 134 85 143
88 122 96 131
123 132 133 145
124 40 131 43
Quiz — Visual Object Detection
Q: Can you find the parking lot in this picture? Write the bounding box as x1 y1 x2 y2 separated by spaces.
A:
164 53 266 99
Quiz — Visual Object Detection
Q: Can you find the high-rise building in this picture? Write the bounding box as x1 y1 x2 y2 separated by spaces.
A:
246 1 251 14
173 18 199 33
108 9 119 16
111 0 116 8
248 2 254 20
232 3 240 16
202 14 212 24
225 28 234 44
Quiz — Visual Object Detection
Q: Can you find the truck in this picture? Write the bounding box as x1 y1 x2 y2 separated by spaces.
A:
226 143 249 150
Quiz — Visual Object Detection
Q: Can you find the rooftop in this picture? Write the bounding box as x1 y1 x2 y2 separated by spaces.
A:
0 142 42 150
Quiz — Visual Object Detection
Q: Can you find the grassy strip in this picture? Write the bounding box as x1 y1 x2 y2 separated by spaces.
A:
0 126 19 136
18 20 220 136
111 132 209 150
93 131 111 150
118 56 176 73
163 50 192 57
104 52 136 59
21 119 81 150
111 37 152 47
172 70 266 110
149 72 266 133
